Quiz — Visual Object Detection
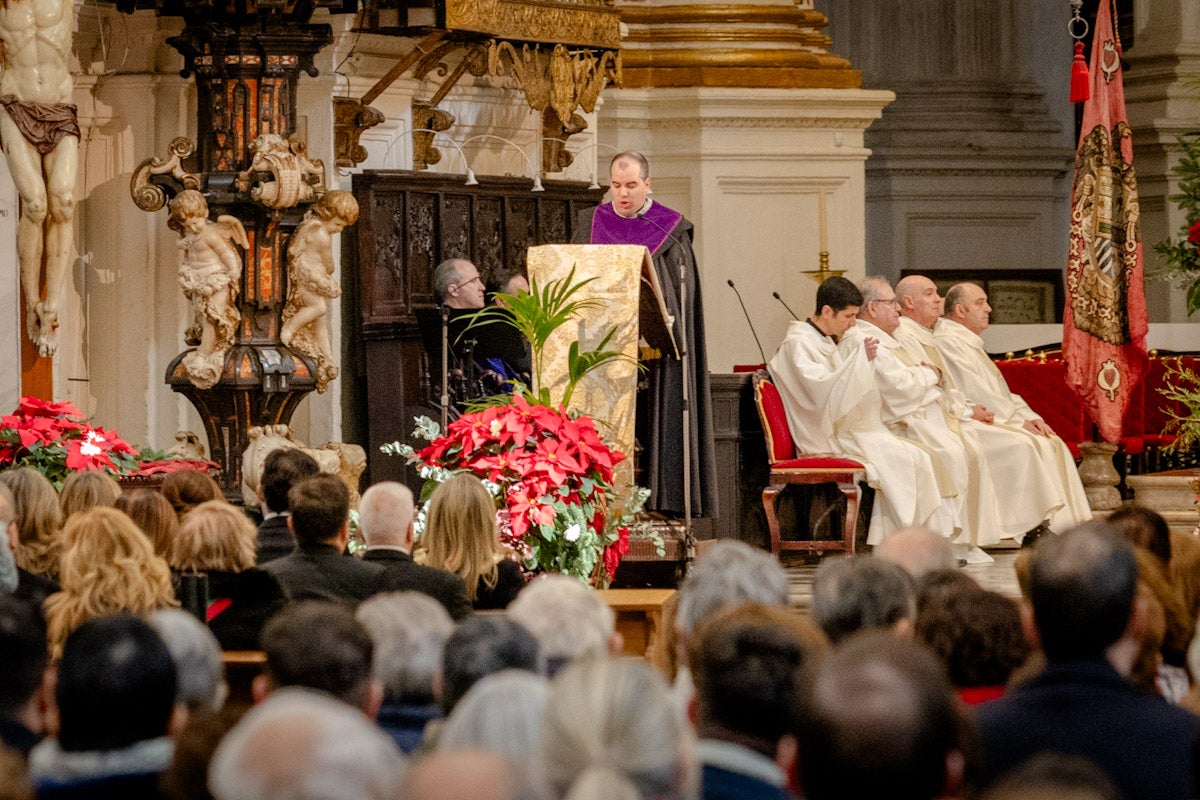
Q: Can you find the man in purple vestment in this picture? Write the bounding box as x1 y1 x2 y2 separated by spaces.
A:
572 151 718 518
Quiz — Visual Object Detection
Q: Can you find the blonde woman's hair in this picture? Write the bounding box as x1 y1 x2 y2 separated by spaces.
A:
114 489 179 560
0 467 63 577
543 658 695 800
59 470 121 520
423 474 500 601
171 500 257 573
44 507 178 656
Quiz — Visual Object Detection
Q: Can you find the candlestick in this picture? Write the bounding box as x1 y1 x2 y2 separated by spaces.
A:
818 187 828 254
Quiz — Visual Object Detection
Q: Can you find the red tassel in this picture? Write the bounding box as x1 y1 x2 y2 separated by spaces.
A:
1070 42 1090 103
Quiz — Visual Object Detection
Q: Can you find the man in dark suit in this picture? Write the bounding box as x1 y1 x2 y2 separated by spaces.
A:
974 521 1200 800
264 474 385 605
359 481 471 620
255 448 320 564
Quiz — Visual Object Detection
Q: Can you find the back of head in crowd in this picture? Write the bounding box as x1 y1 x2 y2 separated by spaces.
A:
676 540 789 644
58 470 121 520
162 469 223 519
508 574 619 674
542 657 694 800
210 688 405 800
814 276 863 314
794 631 964 800
257 601 379 715
56 614 178 753
1029 521 1138 662
356 591 454 705
114 489 179 561
287 474 349 548
0 467 63 578
1106 503 1171 568
358 481 415 545
811 555 916 644
915 584 1029 693
441 615 540 716
171 499 257 573
875 526 957 579
400 749 532 800
0 596 47 732
689 602 826 760
148 608 228 714
980 753 1122 800
260 449 321 514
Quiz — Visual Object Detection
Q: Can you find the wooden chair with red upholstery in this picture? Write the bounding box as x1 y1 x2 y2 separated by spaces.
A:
751 370 867 556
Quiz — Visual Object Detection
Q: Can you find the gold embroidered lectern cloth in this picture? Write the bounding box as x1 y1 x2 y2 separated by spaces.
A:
526 244 648 492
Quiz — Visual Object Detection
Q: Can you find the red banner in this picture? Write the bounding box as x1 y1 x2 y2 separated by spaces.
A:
1063 0 1149 443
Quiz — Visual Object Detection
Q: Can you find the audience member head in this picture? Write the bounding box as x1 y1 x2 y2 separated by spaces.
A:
508 575 619 674
543 657 694 800
44 507 177 655
811 555 916 644
812 276 863 338
915 568 980 615
979 753 1122 800
162 469 223 519
875 526 957 579
0 747 30 800
287 474 350 549
441 615 540 716
944 282 991 333
160 705 246 800
856 276 902 334
689 603 826 760
58 470 120 520
0 482 16 593
675 539 789 647
434 258 485 309
794 632 964 800
356 591 454 706
1107 503 1171 568
1027 521 1138 662
0 596 47 728
423 473 502 602
171 500 256 573
0 468 62 577
400 749 528 800
56 615 178 752
498 271 530 298
257 601 379 715
358 481 415 549
1130 546 1193 664
895 275 944 328
915 585 1029 690
148 608 228 714
114 489 179 560
438 670 551 796
259 448 321 514
209 688 404 800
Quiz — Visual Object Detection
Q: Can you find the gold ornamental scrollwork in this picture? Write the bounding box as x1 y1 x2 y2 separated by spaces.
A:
487 41 621 125
130 137 202 212
445 0 620 48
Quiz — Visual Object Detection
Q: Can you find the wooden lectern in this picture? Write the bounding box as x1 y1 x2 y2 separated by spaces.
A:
526 244 676 492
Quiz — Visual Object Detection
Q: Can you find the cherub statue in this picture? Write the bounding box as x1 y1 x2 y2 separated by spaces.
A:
168 190 248 390
281 190 359 392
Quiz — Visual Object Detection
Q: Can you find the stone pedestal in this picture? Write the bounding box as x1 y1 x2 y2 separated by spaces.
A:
1078 442 1122 513
1127 469 1200 536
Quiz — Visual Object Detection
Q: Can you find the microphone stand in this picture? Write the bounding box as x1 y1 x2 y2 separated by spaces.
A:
638 210 695 568
728 279 767 366
440 304 451 431
773 291 801 321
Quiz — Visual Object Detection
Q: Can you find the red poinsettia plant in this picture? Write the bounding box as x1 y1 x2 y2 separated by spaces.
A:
0 397 141 487
388 396 647 586
0 397 217 489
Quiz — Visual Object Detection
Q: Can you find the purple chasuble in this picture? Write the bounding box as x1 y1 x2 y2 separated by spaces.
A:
588 202 684 254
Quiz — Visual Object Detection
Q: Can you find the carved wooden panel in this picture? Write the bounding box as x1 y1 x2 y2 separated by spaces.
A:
350 171 603 488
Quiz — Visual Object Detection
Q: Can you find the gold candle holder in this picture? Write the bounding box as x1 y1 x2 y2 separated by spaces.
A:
803 250 846 283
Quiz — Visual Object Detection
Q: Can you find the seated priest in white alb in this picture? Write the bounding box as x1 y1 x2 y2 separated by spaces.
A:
932 282 1093 531
842 277 995 562
892 276 1067 543
767 276 959 546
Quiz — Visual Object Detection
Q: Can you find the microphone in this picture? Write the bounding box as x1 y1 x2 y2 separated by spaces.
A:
727 279 766 366
772 291 800 321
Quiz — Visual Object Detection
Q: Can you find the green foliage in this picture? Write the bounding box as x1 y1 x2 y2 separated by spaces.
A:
1153 128 1200 314
1158 362 1200 453
462 265 637 408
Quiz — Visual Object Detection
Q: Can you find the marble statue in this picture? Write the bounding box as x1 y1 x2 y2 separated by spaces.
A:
0 0 79 357
280 190 359 392
240 423 366 509
169 189 248 390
